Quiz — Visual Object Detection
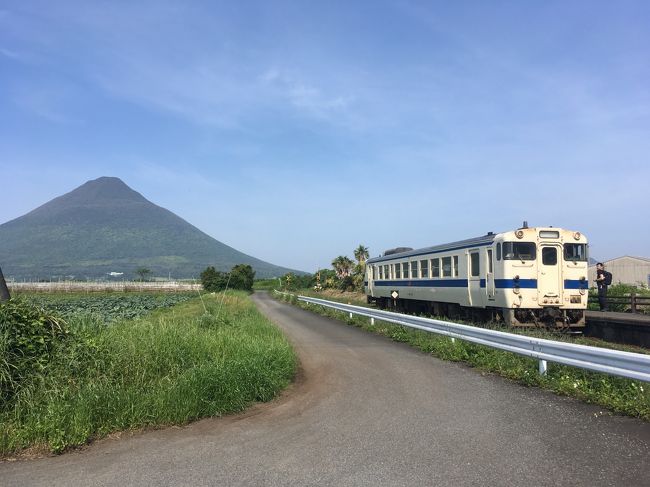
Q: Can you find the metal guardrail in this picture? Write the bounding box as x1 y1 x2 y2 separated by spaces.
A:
294 294 650 383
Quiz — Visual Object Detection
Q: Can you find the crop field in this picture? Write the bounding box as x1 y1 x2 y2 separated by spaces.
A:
0 291 296 456
17 292 196 323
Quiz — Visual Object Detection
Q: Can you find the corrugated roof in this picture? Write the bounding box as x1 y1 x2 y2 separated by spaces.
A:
588 256 650 267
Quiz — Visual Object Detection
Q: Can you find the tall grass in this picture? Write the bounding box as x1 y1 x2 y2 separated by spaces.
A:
0 292 296 455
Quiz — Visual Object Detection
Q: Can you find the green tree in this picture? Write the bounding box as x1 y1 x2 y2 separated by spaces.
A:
200 266 228 292
332 256 354 278
135 267 152 281
230 264 256 292
354 245 369 265
316 268 337 289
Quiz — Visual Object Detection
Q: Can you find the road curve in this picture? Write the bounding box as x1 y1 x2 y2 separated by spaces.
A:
3 292 650 486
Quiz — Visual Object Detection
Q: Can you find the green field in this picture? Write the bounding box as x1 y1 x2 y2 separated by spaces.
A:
0 291 296 455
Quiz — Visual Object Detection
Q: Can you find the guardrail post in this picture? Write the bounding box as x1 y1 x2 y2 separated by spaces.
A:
370 317 375 326
538 359 548 376
631 292 637 314
450 337 456 343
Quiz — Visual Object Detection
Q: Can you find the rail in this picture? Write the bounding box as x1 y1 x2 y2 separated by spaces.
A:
292 294 650 383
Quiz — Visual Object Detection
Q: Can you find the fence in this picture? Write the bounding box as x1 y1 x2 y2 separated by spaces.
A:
588 294 650 314
290 294 650 383
8 281 202 293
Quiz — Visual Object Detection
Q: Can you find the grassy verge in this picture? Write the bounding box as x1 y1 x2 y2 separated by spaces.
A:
274 290 650 420
1 291 296 456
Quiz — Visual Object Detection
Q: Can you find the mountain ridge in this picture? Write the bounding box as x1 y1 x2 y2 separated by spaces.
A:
0 177 301 279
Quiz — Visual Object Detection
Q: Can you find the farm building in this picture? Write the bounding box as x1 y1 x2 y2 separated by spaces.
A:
588 256 650 287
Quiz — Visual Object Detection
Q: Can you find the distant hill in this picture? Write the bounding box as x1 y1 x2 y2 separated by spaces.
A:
0 177 302 280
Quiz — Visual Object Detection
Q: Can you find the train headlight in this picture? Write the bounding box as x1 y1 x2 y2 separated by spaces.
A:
573 232 581 240
515 230 524 239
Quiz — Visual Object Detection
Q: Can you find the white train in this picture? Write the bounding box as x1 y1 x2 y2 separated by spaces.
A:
365 224 589 329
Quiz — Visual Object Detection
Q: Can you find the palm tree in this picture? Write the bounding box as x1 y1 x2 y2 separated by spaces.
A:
354 245 369 265
332 256 354 278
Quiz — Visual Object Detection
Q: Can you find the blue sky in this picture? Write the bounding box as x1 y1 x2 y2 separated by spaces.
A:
1 0 649 272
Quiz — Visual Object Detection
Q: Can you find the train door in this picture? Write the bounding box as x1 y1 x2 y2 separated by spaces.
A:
468 250 483 307
366 265 375 297
486 248 495 301
537 244 561 304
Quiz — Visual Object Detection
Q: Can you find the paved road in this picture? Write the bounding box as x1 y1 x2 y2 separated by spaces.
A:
3 292 650 486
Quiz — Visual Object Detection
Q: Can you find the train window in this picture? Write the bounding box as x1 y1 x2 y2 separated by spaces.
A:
487 249 493 273
502 242 536 261
379 266 383 280
411 261 418 278
442 257 452 277
496 243 501 261
402 262 409 279
420 260 429 278
470 252 480 277
384 265 390 279
432 258 440 277
395 263 401 279
453 256 459 277
564 243 588 262
542 247 557 265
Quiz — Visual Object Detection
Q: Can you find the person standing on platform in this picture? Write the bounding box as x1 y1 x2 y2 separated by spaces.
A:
595 262 612 311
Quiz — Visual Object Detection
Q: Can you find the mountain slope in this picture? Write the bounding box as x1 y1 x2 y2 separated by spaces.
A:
0 177 300 279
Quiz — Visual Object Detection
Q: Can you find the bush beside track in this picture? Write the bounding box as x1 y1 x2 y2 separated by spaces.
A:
274 290 650 421
0 291 296 456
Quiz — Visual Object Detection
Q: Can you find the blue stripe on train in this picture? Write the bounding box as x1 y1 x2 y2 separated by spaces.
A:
373 279 583 290
564 279 589 290
373 279 537 289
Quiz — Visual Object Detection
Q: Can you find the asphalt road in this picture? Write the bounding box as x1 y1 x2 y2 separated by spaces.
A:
3 292 650 486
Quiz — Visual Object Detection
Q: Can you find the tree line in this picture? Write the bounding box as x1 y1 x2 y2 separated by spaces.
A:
280 245 369 292
200 264 255 292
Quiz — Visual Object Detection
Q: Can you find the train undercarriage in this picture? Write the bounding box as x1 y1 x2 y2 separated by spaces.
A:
369 296 585 332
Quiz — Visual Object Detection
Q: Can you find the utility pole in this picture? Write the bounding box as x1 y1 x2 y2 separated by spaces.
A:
0 265 11 302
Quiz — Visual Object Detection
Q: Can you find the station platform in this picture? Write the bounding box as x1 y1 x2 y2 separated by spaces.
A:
585 310 650 348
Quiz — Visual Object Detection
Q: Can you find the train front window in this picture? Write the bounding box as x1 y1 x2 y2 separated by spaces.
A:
502 242 536 261
542 247 557 266
564 243 588 262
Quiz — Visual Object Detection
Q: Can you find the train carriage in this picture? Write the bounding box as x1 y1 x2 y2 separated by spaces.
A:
365 224 589 329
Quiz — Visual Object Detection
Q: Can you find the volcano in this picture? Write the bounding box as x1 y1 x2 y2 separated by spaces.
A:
0 177 300 280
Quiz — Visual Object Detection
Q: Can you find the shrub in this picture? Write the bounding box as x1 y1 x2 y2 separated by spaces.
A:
0 299 68 402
